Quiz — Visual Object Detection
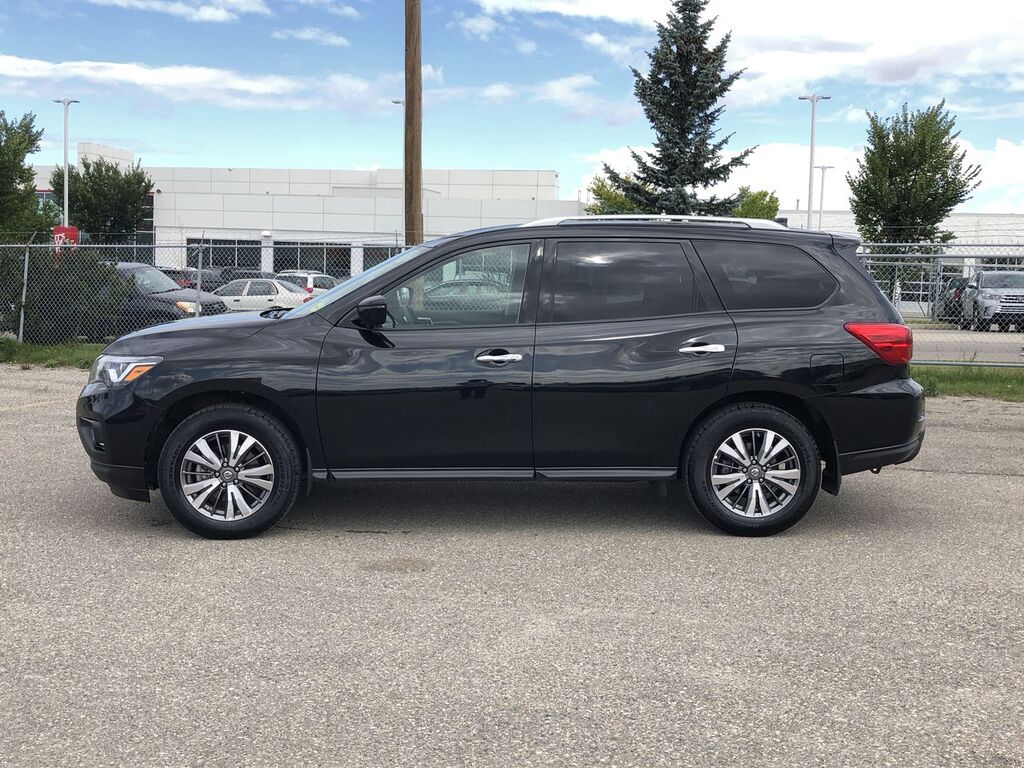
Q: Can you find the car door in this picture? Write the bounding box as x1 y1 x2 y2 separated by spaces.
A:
244 280 277 310
316 240 539 475
531 238 737 476
217 280 247 311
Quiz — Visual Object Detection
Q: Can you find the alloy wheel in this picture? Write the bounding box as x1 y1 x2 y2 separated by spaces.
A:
179 429 275 521
710 428 802 518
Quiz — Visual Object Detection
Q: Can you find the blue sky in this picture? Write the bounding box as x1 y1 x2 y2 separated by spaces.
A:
3 0 1024 212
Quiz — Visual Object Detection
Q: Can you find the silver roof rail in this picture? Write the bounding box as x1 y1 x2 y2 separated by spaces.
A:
522 214 788 230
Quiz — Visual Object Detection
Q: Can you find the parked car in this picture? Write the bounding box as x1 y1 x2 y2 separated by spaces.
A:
157 266 227 292
422 278 510 312
276 270 338 295
935 276 969 322
218 268 278 283
214 278 311 311
85 263 227 340
78 216 923 539
960 270 1024 331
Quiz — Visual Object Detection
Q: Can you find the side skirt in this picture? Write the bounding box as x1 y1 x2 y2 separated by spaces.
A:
321 467 679 481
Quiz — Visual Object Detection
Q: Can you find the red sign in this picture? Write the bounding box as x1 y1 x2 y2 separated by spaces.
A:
53 225 79 246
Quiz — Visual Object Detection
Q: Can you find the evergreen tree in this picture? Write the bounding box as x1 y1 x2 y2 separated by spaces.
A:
0 111 57 236
847 101 980 244
603 0 753 215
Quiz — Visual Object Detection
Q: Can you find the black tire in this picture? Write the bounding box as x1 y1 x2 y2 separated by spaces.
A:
158 404 302 539
682 403 821 536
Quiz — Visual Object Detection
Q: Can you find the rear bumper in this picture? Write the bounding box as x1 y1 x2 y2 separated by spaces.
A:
839 429 925 476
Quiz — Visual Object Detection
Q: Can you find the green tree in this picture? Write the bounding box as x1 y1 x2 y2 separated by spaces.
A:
847 101 980 246
0 111 57 236
733 187 780 219
50 157 153 242
603 0 754 215
585 174 645 214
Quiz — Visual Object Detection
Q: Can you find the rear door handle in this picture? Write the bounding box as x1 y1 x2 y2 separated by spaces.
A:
475 352 523 365
679 343 726 354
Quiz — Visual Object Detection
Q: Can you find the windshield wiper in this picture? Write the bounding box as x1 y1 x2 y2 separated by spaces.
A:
260 308 289 319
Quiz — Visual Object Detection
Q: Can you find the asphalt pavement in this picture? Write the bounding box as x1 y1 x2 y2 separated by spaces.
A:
1 364 1022 767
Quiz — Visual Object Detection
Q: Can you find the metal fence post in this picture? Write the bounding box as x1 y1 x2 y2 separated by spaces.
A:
17 242 30 343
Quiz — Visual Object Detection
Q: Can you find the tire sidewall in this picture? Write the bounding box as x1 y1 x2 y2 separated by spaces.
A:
158 406 300 538
686 406 821 536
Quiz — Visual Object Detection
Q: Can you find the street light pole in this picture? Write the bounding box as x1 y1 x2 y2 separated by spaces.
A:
798 94 829 230
815 164 833 230
404 0 423 245
52 97 80 228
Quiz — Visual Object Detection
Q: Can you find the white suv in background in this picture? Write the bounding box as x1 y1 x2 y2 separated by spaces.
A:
276 270 338 296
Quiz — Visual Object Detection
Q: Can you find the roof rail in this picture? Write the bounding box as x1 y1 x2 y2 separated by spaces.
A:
523 214 787 230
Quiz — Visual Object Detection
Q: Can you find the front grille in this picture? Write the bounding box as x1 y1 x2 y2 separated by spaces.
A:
998 293 1024 311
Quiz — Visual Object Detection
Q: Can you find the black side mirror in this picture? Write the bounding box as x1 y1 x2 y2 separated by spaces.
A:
355 295 388 328
967 284 977 290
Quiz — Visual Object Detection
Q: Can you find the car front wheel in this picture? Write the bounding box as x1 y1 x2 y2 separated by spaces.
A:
682 403 821 536
157 404 302 538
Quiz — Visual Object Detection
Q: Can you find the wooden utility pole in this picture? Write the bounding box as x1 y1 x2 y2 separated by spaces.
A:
404 0 423 245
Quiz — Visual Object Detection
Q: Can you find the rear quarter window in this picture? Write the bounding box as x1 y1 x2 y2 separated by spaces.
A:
693 240 838 310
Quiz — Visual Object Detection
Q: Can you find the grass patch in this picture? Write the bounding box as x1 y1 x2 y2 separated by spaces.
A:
913 364 1024 402
0 338 103 370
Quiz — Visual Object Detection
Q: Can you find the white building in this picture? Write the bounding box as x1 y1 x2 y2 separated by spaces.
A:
35 142 585 275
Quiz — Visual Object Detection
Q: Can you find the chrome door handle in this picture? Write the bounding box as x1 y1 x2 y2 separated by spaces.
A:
475 353 523 365
679 343 726 354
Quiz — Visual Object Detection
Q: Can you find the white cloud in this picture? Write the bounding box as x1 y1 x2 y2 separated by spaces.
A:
272 27 350 47
460 14 499 40
576 31 648 65
481 82 516 102
473 1 1024 109
421 64 444 85
514 38 538 54
286 0 360 18
532 73 640 124
84 0 270 22
0 52 397 111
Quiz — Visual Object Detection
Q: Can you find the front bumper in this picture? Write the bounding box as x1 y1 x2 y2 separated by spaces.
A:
77 381 160 503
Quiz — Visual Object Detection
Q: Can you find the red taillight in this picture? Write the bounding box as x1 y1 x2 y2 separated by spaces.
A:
305 286 313 293
952 289 961 299
844 322 913 365
302 295 312 303
175 279 188 287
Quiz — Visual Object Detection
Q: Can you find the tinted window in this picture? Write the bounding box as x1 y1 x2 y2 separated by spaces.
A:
124 266 180 294
694 241 837 310
383 243 531 328
216 280 246 297
247 281 275 296
313 275 335 289
550 241 694 323
277 280 305 293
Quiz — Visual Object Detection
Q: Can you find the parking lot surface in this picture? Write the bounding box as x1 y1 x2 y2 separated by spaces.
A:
1 364 1022 767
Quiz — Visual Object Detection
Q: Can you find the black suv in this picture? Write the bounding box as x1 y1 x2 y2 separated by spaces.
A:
77 217 924 538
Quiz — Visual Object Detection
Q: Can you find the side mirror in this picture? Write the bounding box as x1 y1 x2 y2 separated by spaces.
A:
967 284 977 290
355 295 388 328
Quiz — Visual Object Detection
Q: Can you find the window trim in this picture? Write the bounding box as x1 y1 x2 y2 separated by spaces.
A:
690 238 840 313
538 238 703 326
346 239 542 331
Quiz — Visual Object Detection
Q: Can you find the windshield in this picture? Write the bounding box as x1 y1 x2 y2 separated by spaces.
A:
981 272 1024 289
127 266 182 294
283 241 444 319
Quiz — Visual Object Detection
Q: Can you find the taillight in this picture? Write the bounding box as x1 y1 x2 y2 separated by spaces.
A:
302 295 312 303
305 286 313 293
844 322 913 365
175 279 188 287
952 289 961 300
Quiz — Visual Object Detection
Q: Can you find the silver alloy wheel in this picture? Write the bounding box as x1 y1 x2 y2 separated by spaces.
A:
710 428 802 518
179 430 275 521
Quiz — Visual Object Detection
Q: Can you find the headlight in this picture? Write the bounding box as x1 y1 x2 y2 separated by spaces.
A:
979 292 998 300
89 355 163 386
175 301 199 314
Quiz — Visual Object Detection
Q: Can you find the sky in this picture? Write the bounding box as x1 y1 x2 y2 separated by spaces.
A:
2 0 1024 213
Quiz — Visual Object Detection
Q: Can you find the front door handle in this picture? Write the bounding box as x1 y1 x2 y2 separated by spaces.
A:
475 351 523 365
679 343 726 354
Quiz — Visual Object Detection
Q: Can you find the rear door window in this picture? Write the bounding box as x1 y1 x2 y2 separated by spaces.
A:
693 240 838 310
247 280 276 296
548 240 695 323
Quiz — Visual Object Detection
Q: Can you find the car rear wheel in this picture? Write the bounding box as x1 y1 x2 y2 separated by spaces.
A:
682 403 821 536
158 404 302 538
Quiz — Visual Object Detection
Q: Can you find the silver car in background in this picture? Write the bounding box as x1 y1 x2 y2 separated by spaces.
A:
961 271 1024 331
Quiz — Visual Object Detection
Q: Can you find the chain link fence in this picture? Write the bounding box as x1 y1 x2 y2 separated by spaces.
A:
2 238 1023 366
859 243 1024 366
